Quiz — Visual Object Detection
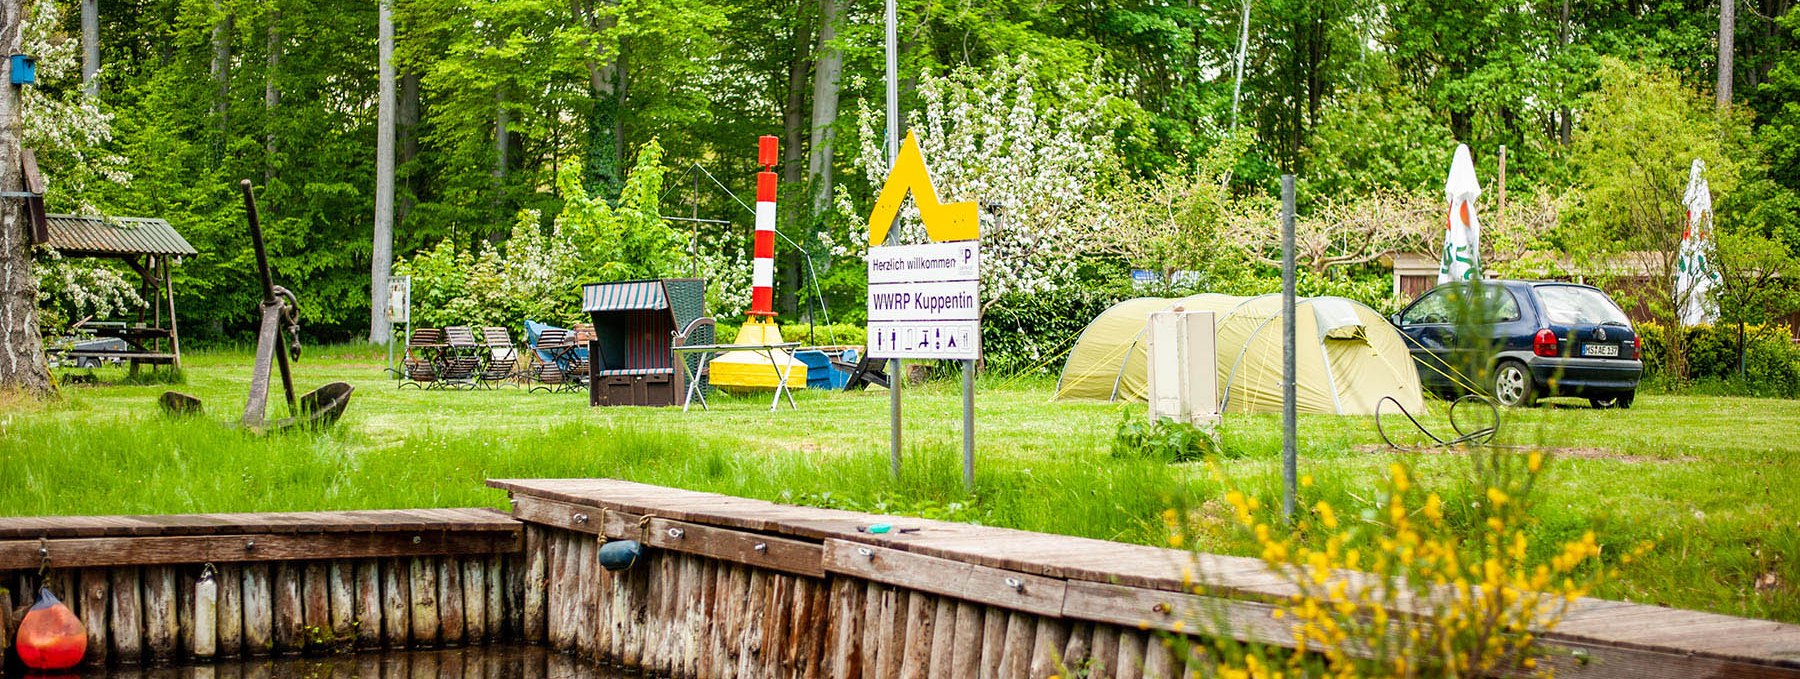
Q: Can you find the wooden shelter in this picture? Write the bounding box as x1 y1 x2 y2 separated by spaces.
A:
45 214 196 372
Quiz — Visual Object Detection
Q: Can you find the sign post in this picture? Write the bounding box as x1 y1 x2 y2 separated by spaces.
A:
385 275 411 378
864 131 983 490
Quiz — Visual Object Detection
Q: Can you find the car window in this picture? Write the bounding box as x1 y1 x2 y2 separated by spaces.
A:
1401 285 1520 324
1536 285 1630 325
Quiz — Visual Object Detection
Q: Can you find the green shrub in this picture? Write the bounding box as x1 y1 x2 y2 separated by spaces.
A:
1112 409 1218 463
982 283 1134 376
714 321 867 348
1637 322 1800 398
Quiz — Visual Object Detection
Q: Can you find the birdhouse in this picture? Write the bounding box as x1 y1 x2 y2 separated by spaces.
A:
9 54 36 85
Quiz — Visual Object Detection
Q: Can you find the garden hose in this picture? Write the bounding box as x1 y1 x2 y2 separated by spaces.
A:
1375 394 1501 449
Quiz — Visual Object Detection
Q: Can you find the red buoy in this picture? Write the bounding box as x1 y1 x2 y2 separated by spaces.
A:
16 587 87 670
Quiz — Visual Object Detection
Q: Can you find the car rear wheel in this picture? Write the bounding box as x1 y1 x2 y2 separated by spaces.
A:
1492 361 1537 407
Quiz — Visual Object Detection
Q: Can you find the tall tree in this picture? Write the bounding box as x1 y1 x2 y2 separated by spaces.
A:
371 0 396 343
1720 0 1737 105
807 0 843 217
0 0 54 397
81 0 97 96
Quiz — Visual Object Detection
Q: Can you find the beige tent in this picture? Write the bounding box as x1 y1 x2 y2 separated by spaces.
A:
1055 294 1425 415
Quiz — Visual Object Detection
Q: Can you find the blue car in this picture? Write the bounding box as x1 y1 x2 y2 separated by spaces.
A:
1392 280 1644 408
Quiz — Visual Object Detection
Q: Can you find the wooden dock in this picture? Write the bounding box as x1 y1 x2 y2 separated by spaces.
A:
0 481 1795 677
491 478 1800 678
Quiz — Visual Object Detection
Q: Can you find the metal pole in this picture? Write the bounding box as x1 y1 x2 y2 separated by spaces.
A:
885 0 903 480
962 358 975 492
1280 175 1297 523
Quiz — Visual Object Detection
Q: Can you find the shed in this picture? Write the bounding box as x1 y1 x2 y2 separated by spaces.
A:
44 214 196 372
581 278 710 407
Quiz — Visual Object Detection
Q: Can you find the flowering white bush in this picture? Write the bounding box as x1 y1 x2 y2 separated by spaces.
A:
836 56 1120 306
22 0 143 339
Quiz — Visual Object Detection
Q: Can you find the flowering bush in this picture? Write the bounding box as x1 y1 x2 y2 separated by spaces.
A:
836 56 1122 305
1171 451 1648 677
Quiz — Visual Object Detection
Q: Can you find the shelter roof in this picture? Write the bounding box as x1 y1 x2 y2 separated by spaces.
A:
44 214 197 258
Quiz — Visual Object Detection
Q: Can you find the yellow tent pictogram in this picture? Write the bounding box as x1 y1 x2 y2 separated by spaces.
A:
867 131 980 244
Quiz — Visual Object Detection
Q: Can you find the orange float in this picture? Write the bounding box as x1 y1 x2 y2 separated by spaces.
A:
15 587 87 670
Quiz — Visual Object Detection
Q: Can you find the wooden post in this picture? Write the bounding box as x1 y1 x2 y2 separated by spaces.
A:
1028 618 1071 678
437 557 464 647
1116 630 1146 679
996 611 1033 678
243 563 274 656
1142 633 1176 678
573 539 595 660
79 568 109 665
899 591 933 679
1089 624 1119 679
177 567 196 657
926 596 956 679
303 561 331 652
485 555 504 643
381 558 409 647
544 533 567 652
163 255 181 370
950 601 982 679
522 527 546 644
978 603 1005 679
217 564 244 658
462 557 486 643
354 559 382 648
329 561 356 645
797 576 827 679
271 562 303 654
144 561 180 659
110 566 144 663
408 556 439 646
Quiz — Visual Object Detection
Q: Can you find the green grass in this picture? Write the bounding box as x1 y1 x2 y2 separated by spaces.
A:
4 346 1796 624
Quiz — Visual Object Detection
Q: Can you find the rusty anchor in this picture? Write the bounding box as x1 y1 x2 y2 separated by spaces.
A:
159 180 354 432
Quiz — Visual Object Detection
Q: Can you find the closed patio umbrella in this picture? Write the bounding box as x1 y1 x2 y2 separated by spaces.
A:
1677 158 1721 325
1437 144 1483 284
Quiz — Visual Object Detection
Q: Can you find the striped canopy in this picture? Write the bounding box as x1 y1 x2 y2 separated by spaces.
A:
582 280 669 312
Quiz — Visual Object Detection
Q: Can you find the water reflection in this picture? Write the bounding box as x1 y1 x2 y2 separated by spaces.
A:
47 644 623 678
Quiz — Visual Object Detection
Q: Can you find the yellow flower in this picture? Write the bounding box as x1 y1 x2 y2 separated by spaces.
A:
1390 463 1410 492
1527 451 1544 473
1301 474 1315 488
1424 493 1444 524
1486 487 1510 507
1315 501 1339 529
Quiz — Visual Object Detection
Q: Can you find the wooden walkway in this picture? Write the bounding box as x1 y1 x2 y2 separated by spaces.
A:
492 478 1800 678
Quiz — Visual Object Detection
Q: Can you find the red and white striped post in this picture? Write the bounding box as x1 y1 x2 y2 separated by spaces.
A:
751 135 779 318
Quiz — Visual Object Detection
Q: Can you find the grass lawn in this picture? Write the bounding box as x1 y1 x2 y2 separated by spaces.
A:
3 345 1796 624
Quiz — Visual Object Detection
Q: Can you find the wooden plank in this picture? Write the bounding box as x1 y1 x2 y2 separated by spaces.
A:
381 558 410 647
111 566 143 663
644 517 825 578
827 576 866 679
949 601 983 679
1088 624 1118 679
573 538 596 660
0 508 518 540
143 565 178 661
800 575 828 679
177 566 196 657
354 559 382 648
1063 621 1093 677
996 610 1033 679
79 568 109 665
824 541 1065 618
486 554 505 643
544 532 568 652
271 562 303 654
217 563 244 658
1141 632 1176 679
877 583 905 679
0 531 520 570
978 603 1006 679
1115 629 1145 679
861 581 883 679
510 496 605 536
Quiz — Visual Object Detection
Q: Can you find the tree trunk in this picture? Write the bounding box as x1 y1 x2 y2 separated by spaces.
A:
264 9 280 183
210 0 232 141
370 0 396 344
81 0 98 96
0 0 55 398
779 16 814 317
1717 0 1735 106
397 70 420 226
807 0 843 218
576 0 623 195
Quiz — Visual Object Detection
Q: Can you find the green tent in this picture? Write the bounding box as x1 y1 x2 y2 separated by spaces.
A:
1054 293 1425 415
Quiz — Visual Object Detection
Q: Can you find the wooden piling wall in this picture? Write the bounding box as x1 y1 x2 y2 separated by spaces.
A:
493 478 1800 679
0 508 520 666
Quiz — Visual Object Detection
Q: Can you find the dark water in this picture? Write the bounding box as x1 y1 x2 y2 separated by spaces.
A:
26 644 629 678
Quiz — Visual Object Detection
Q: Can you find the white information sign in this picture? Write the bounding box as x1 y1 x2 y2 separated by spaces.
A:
867 241 981 360
387 275 412 324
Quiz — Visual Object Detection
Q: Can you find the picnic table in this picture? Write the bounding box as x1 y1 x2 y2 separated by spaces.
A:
66 323 178 373
672 341 802 412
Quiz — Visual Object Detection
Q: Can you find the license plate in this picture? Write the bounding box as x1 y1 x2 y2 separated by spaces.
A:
1582 344 1619 357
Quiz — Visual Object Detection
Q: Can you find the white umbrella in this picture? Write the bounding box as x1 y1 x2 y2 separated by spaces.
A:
1437 144 1483 284
1677 159 1720 325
